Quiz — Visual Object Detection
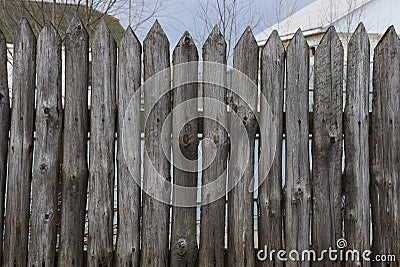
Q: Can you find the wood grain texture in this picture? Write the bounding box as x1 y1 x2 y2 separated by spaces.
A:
343 23 370 267
0 28 10 266
285 29 310 267
58 15 89 267
370 26 400 264
170 31 199 267
3 18 36 267
258 30 284 267
227 27 258 267
312 27 344 263
141 20 171 267
88 19 117 267
28 22 63 267
115 27 141 267
199 25 228 267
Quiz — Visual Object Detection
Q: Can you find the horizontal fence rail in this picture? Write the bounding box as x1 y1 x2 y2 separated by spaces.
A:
0 16 399 267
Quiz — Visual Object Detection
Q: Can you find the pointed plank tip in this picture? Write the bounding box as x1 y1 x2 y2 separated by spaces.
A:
375 25 398 51
174 31 198 55
204 25 226 48
263 30 284 53
39 21 61 42
67 14 88 37
349 23 369 45
121 26 141 47
144 20 168 44
288 28 308 49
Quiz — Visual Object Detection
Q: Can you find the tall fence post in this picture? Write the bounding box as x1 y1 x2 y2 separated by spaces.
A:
115 26 142 267
58 15 89 267
344 23 370 267
370 26 400 263
312 27 344 263
141 20 171 267
3 18 36 267
170 31 199 266
88 19 117 266
285 29 310 267
227 27 258 267
258 30 285 266
28 22 63 267
199 25 228 267
0 28 10 266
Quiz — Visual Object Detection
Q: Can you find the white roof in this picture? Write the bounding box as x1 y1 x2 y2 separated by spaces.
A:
256 0 400 45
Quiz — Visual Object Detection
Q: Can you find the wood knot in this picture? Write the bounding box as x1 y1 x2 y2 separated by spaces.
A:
177 238 188 255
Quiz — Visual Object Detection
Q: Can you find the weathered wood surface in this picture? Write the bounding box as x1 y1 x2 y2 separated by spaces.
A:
141 20 171 267
285 29 310 267
115 27 141 267
343 23 370 267
3 18 36 267
170 31 199 266
370 26 400 264
58 16 89 267
227 27 258 267
28 22 63 267
312 26 344 263
258 30 284 267
199 25 228 267
88 20 117 267
0 29 10 265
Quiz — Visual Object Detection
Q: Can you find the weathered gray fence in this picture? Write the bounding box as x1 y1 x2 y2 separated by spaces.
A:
0 16 399 267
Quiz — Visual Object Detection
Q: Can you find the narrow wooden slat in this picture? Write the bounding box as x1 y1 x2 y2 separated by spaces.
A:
58 15 89 267
88 19 117 266
258 30 284 266
115 27 141 267
343 23 370 267
285 29 310 267
170 31 199 266
312 26 344 263
28 22 62 267
141 20 171 267
227 27 258 267
199 25 227 267
3 18 36 267
0 28 10 265
370 26 400 263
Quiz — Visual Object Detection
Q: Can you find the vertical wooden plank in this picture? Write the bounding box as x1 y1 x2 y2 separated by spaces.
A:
141 20 171 267
28 22 62 267
285 29 310 267
258 30 284 266
370 26 400 263
312 26 344 263
3 18 36 267
227 27 258 267
343 23 370 267
199 25 227 267
0 28 10 266
88 19 117 267
115 27 141 267
170 31 199 266
58 15 89 267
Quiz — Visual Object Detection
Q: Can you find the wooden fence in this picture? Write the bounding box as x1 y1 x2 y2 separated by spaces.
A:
0 15 399 267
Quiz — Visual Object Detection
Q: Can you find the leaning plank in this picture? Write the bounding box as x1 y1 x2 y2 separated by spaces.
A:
343 23 370 267
258 30 284 267
170 31 199 266
115 27 141 267
28 22 63 267
88 19 117 267
312 26 344 263
141 20 171 267
199 25 228 267
0 28 10 265
285 29 310 267
370 26 400 263
227 27 258 267
3 18 36 267
58 15 89 267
